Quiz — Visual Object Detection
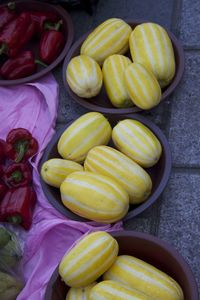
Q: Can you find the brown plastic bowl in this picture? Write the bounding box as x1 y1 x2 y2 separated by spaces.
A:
62 19 184 114
44 231 199 300
39 113 171 221
0 0 74 86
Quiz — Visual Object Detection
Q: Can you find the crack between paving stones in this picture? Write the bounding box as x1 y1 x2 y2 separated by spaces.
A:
183 46 200 52
172 166 200 174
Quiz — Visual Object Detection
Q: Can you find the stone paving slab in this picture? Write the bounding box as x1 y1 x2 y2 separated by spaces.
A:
180 0 200 48
158 170 200 290
53 0 200 292
124 200 164 235
124 217 152 234
142 104 166 129
95 0 174 28
168 52 200 167
70 10 94 40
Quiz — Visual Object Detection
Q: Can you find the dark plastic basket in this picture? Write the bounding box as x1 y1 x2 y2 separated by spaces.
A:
45 231 199 300
0 0 74 86
40 113 172 222
62 19 184 114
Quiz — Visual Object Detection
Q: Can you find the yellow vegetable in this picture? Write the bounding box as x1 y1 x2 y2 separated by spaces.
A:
124 62 161 110
60 171 129 223
66 55 103 98
41 159 83 188
66 282 96 299
81 18 132 65
112 119 162 168
57 112 112 163
129 22 175 87
103 255 184 300
89 280 154 300
84 146 152 204
102 54 132 108
59 231 118 287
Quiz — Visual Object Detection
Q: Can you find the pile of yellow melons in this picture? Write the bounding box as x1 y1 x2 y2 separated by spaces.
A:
59 231 184 300
65 18 175 109
41 111 162 223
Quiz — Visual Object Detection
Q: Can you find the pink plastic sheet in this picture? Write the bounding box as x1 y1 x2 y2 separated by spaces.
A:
0 74 122 300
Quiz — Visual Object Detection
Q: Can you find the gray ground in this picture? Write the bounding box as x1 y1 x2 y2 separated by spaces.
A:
54 0 200 292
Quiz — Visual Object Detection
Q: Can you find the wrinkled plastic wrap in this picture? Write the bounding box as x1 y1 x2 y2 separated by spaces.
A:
0 224 26 300
0 74 59 300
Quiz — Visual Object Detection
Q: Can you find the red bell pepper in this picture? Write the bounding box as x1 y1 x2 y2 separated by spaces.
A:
11 19 36 58
6 128 38 163
0 12 35 58
0 50 36 80
4 163 32 188
0 2 16 31
29 11 58 35
0 50 47 80
0 165 3 177
0 182 7 201
0 165 7 200
0 186 36 230
0 139 7 163
39 20 65 64
0 164 6 201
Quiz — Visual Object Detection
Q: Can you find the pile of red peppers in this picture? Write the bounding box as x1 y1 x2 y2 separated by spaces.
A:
0 128 38 230
0 2 65 80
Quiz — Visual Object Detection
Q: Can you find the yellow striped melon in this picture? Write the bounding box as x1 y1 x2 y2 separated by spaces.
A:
81 18 132 65
103 255 184 300
57 112 112 163
60 171 129 222
124 62 161 110
102 54 133 108
41 159 83 188
112 119 162 168
84 146 152 204
129 22 175 88
89 280 154 300
66 55 103 98
66 282 97 299
59 231 119 287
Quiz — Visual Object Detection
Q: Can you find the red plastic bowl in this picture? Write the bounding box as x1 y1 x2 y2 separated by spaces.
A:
0 0 74 86
62 19 184 114
45 231 199 300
